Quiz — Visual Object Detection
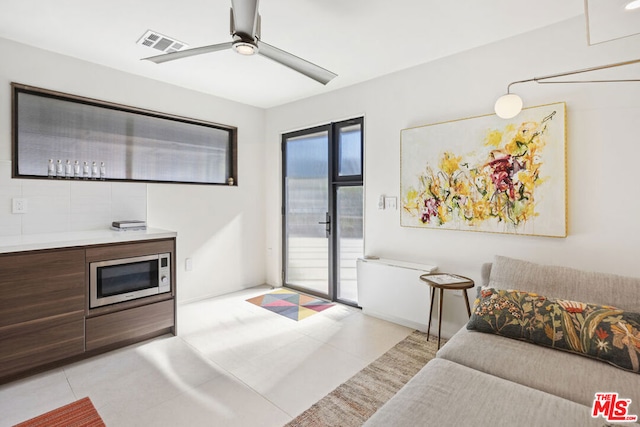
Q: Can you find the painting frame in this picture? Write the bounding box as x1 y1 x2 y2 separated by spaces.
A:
400 102 567 237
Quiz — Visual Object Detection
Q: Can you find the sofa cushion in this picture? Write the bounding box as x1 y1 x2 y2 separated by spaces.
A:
467 287 640 374
364 358 608 427
437 327 640 408
488 255 640 312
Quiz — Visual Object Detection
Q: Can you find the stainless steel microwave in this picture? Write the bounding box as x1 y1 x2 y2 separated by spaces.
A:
89 253 171 308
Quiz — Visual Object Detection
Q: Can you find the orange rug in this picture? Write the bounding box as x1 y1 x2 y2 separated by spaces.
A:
14 397 105 427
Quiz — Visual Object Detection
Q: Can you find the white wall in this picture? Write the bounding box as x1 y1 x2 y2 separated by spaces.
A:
0 37 267 303
0 160 146 235
265 17 640 337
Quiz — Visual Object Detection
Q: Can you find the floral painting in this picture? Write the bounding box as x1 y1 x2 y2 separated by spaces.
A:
401 102 566 237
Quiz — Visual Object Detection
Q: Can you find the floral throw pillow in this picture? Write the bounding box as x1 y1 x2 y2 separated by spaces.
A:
466 287 640 373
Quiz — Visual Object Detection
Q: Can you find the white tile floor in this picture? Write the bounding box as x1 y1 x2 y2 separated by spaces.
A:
0 286 412 427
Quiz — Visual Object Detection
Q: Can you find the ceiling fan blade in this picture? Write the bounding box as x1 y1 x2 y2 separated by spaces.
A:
257 41 337 85
143 42 233 64
231 0 260 39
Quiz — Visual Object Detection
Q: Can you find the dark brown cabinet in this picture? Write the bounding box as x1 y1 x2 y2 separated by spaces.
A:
86 300 174 351
0 249 85 379
0 237 176 384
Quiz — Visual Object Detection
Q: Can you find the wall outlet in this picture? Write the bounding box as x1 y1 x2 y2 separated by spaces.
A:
12 198 27 214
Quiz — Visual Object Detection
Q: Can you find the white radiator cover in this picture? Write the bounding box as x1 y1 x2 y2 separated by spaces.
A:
357 258 437 331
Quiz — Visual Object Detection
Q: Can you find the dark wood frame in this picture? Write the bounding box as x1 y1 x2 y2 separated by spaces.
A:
11 83 238 186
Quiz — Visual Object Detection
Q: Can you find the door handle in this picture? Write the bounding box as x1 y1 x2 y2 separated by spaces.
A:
318 212 331 238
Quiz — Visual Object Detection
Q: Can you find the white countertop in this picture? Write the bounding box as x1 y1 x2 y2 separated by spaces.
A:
0 228 177 254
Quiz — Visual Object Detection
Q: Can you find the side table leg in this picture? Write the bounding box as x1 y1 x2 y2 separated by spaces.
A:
437 288 444 350
427 286 436 341
463 289 472 318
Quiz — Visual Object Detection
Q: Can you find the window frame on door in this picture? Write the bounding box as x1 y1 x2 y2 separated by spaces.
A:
281 117 364 306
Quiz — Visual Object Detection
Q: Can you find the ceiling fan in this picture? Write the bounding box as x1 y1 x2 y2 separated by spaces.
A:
142 0 337 85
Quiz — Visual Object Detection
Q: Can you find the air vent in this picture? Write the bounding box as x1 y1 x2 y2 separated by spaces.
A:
137 30 188 53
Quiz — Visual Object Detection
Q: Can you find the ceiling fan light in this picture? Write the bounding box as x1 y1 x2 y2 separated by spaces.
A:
625 0 640 10
233 41 258 56
494 93 523 119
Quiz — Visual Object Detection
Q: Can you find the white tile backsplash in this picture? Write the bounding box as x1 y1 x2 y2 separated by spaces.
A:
22 179 71 197
111 182 147 198
0 162 21 198
70 180 112 197
0 160 147 237
0 214 21 236
112 182 147 221
69 213 113 232
22 213 70 234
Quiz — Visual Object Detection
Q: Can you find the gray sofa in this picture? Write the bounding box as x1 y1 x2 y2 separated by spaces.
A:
365 255 640 426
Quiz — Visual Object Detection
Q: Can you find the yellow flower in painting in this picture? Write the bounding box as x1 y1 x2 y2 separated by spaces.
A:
430 177 442 198
505 122 540 156
405 188 418 202
472 199 491 221
514 170 536 193
485 130 503 147
439 152 462 175
437 203 451 223
403 188 421 211
523 201 538 220
453 179 471 198
507 123 517 133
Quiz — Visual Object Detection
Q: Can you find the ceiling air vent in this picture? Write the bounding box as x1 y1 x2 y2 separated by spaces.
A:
137 30 188 54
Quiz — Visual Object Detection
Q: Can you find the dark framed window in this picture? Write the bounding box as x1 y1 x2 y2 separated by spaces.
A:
282 117 364 306
11 83 237 185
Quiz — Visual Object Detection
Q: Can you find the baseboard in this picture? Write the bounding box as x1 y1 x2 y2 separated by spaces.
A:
177 283 273 306
362 308 463 339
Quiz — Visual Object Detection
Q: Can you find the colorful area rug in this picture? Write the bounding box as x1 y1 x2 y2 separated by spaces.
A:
286 330 444 426
246 288 334 321
14 397 105 427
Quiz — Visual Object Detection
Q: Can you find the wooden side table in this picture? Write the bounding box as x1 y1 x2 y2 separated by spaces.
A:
419 273 475 349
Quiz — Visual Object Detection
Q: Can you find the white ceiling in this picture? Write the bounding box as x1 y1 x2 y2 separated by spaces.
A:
0 0 631 109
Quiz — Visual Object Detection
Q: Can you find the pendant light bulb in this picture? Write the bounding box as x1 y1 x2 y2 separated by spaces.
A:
494 93 523 119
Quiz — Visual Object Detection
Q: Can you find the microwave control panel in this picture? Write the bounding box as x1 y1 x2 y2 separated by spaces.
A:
159 252 171 293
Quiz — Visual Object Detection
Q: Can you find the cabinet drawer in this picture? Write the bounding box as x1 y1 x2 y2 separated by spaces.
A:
85 300 174 351
0 312 85 378
0 249 85 327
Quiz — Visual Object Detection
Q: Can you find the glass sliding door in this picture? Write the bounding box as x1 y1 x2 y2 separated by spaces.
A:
283 118 363 305
283 128 331 296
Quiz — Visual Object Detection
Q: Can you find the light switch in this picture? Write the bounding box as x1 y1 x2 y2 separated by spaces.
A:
384 197 397 210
